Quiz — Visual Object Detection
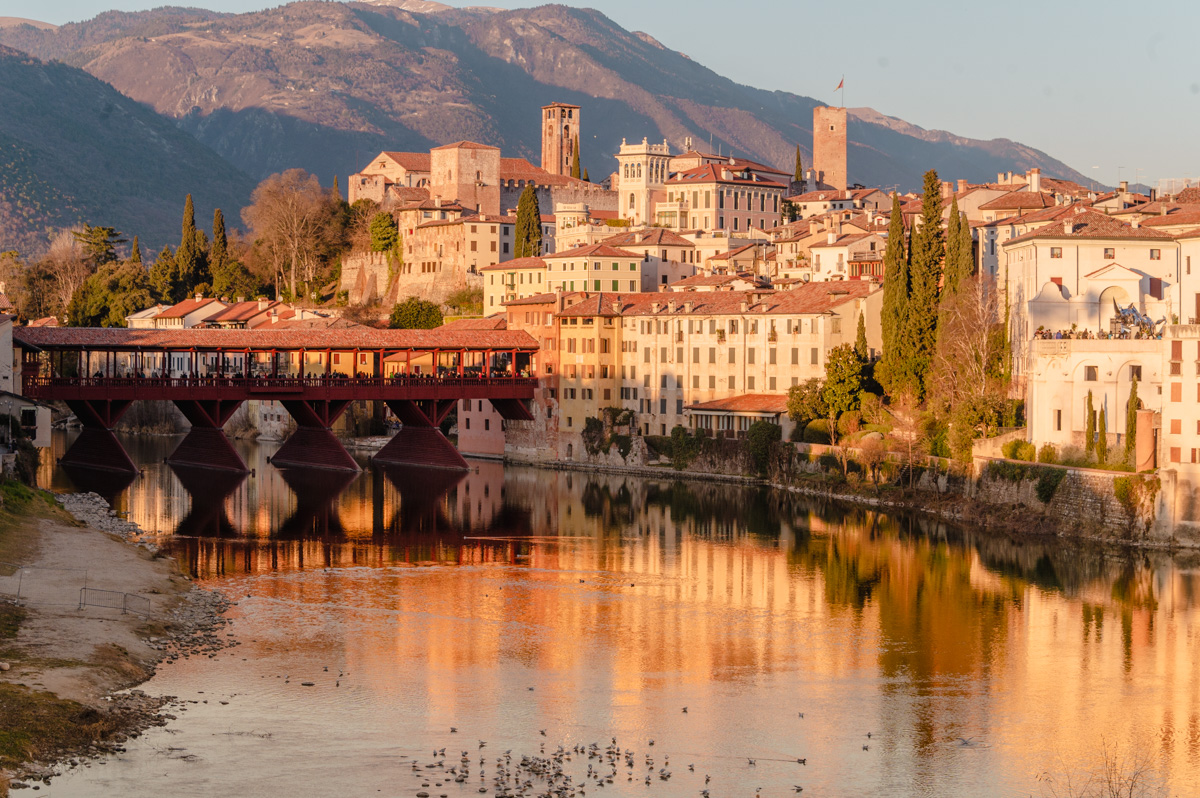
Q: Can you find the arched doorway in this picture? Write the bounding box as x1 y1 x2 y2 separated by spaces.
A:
1098 286 1131 332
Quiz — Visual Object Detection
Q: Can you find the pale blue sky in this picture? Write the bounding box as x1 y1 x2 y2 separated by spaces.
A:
6 0 1199 185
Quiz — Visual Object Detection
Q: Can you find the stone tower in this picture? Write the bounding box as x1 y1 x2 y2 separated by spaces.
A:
542 102 581 177
812 106 847 191
614 137 671 225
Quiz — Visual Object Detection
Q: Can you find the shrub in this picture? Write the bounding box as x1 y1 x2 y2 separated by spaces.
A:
803 419 831 444
837 411 863 437
817 452 840 472
1060 445 1090 467
1037 444 1058 464
582 417 605 456
1016 442 1037 462
1035 467 1067 503
1001 439 1023 459
746 420 781 475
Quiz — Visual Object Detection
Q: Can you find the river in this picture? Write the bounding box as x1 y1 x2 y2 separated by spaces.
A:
33 431 1200 797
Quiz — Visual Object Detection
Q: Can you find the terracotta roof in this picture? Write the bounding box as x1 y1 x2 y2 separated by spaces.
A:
671 152 791 178
1175 187 1200 204
479 257 547 272
707 243 759 261
416 218 464 229
1004 210 1174 246
0 293 13 311
400 198 466 212
665 164 786 189
27 316 59 327
431 141 499 151
599 228 695 249
1142 208 1200 228
543 243 641 260
809 233 880 249
379 152 431 171
440 317 507 331
556 281 877 319
13 327 538 351
787 190 854 203
155 297 226 320
978 191 1055 211
499 157 585 188
205 300 283 323
260 316 362 331
502 292 558 307
669 274 749 287
386 185 430 202
686 393 789 414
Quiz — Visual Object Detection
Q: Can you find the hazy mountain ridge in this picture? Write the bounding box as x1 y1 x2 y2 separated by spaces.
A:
0 1 1091 235
0 44 255 256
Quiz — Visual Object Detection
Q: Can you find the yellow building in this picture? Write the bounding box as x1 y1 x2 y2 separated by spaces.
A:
481 257 548 312
544 244 643 295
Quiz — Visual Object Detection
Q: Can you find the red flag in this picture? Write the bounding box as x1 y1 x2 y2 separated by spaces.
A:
835 77 844 91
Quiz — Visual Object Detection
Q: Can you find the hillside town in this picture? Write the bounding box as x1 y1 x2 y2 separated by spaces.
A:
5 101 1200 539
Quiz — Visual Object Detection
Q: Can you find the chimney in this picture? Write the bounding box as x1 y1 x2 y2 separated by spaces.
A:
827 231 837 245
611 301 621 313
651 302 661 313
1064 220 1074 235
834 216 843 235
997 172 1005 184
685 301 694 313
866 209 875 225
941 181 952 199
1119 180 1129 194
721 169 732 180
1131 218 1140 229
236 296 245 304
809 221 820 236
1161 205 1168 216
258 299 268 310
434 196 442 207
1028 167 1041 193
957 179 968 193
194 292 202 302
667 300 676 313
740 299 749 313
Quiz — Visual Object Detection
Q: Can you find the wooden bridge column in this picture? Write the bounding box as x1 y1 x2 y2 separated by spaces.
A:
60 399 137 473
373 399 468 471
271 399 360 472
167 399 248 472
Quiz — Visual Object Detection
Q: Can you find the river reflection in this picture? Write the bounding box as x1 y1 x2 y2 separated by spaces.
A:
37 432 1200 797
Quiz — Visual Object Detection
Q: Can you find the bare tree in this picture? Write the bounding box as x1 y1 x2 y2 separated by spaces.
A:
241 169 339 300
888 391 926 489
1038 736 1165 798
932 272 1006 409
858 434 887 487
41 227 93 318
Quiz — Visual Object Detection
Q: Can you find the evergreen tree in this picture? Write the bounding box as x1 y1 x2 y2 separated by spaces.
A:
855 311 868 361
211 208 228 275
878 193 909 387
72 225 126 267
333 175 341 201
129 235 142 264
821 344 864 417
582 167 590 182
1126 377 1140 461
936 196 963 347
172 194 209 300
901 169 945 398
571 137 581 180
370 212 399 253
1085 391 1096 457
149 245 177 303
793 145 803 183
954 208 974 281
1097 407 1108 465
389 297 443 329
514 184 542 259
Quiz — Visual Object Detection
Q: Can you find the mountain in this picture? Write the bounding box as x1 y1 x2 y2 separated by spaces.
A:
0 44 255 257
0 2 1090 203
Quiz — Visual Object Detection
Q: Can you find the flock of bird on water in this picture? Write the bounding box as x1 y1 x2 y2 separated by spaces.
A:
396 712 983 798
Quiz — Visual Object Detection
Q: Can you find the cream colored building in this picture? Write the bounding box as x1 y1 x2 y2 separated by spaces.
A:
552 281 883 455
481 257 548 312
613 137 671 226
544 244 644 295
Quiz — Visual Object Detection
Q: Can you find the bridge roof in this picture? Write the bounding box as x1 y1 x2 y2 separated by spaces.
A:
14 327 538 352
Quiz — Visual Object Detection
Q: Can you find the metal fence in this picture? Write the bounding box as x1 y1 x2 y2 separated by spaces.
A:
78 587 152 616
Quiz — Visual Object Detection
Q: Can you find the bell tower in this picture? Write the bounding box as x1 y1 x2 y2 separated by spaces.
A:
541 102 580 177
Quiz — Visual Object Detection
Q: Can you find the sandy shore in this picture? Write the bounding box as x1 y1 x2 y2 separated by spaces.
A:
0 487 232 795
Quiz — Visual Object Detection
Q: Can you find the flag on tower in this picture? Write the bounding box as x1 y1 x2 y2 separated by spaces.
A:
835 77 844 91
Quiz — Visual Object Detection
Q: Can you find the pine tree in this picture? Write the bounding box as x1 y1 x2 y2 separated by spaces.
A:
1085 391 1096 457
855 311 868 361
1126 377 1140 461
1097 407 1108 465
570 137 581 180
129 235 142 264
514 184 542 259
879 193 909 387
793 145 803 184
901 169 945 398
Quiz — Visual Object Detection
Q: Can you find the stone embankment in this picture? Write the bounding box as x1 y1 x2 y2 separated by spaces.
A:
55 492 157 549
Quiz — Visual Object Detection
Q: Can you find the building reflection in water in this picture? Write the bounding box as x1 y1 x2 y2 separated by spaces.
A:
37 431 1200 794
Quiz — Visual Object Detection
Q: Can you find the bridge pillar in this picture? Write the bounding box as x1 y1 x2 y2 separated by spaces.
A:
168 400 248 472
60 399 137 473
374 399 468 471
271 399 360 472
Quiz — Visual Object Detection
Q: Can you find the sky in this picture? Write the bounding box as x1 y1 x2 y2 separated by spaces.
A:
6 0 1199 186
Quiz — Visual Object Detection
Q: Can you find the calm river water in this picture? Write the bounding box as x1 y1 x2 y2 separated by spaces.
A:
33 432 1200 797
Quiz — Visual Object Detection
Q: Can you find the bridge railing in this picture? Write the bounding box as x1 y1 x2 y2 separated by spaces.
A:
24 374 539 392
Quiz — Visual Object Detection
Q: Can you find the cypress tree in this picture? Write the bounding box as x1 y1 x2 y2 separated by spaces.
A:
794 145 803 183
1126 377 1140 461
582 167 590 182
211 208 228 274
879 193 909 386
955 209 974 280
943 196 962 294
333 175 341 200
174 194 209 298
1085 391 1096 457
902 169 945 398
129 235 142 264
570 137 581 180
855 311 868 361
1097 407 1108 465
514 184 542 259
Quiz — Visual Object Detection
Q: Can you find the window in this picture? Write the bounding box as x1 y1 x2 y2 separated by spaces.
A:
1130 365 1142 381
1084 366 1098 381
791 348 799 365
1150 249 1162 261
1170 447 1181 463
1103 247 1115 259
810 348 819 365
1054 409 1062 431
1171 419 1182 435
1050 247 1063 259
